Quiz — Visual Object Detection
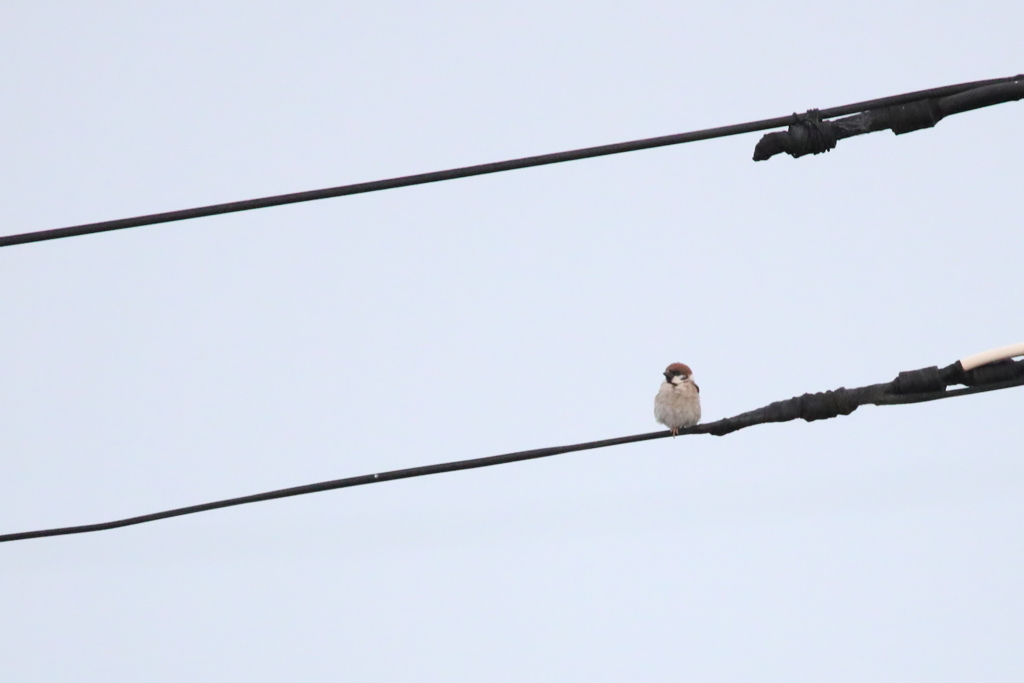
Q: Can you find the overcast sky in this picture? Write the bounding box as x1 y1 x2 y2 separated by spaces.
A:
1 2 1022 681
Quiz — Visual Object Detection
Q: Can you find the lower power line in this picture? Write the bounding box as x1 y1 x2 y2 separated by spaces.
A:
2 355 1021 544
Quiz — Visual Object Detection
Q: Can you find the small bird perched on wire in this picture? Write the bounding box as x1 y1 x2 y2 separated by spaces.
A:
654 362 701 435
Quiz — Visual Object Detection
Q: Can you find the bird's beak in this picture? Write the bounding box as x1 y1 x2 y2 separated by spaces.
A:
664 372 672 382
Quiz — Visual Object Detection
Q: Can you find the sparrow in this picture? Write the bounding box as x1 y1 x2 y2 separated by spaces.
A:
654 362 701 436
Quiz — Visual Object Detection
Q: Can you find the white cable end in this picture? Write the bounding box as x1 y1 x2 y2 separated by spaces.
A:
959 343 1024 371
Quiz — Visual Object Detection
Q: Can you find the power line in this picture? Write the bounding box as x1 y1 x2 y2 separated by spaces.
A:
2 74 1020 249
3 354 1021 544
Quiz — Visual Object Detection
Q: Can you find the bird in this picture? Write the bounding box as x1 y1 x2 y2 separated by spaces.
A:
654 362 701 436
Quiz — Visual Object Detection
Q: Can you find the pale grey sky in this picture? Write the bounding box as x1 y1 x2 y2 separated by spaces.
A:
1 2 1022 681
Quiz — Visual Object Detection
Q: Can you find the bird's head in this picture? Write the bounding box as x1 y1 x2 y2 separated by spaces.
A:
663 362 693 386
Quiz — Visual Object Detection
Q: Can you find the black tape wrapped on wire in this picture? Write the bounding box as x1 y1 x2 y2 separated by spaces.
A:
753 110 839 159
704 358 1024 436
754 79 1024 161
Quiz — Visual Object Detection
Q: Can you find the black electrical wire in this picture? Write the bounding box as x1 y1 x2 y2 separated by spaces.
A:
2 358 1021 544
1 74 1020 249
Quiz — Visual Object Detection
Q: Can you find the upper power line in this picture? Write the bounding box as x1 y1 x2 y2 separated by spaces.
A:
1 74 1021 249
3 349 1022 544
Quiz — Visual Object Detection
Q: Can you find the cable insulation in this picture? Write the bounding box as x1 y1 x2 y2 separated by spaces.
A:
2 75 1020 249
2 358 1021 543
